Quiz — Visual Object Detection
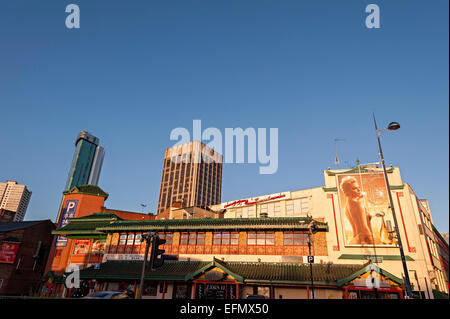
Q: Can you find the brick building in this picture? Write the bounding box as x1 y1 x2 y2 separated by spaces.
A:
41 184 153 297
0 220 55 296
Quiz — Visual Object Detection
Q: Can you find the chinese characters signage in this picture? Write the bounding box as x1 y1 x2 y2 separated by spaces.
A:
73 240 90 256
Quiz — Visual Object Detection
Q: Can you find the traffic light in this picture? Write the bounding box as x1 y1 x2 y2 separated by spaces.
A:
150 235 166 269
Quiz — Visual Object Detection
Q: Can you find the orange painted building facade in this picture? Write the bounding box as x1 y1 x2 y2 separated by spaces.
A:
44 185 152 278
44 186 108 275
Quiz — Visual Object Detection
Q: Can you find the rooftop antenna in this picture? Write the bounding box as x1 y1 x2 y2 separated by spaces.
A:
140 203 147 214
334 138 345 168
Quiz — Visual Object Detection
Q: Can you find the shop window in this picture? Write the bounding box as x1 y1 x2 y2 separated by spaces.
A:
248 232 274 245
266 233 274 245
248 232 256 245
222 232 230 245
133 233 142 253
119 233 127 246
188 233 197 245
257 286 270 298
284 232 308 246
127 234 135 246
159 233 173 246
213 232 236 246
180 233 189 245
143 282 158 296
213 232 222 245
230 233 239 245
196 233 205 245
173 283 190 299
134 233 142 245
257 232 265 245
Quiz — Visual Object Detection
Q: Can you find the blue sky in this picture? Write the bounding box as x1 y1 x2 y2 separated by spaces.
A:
0 0 448 232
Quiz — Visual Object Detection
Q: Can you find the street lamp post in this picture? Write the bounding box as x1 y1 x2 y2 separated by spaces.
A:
307 230 315 299
373 114 413 298
306 218 317 299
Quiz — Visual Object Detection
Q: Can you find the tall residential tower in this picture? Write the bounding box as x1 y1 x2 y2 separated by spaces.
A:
157 141 222 214
64 131 105 192
0 180 32 222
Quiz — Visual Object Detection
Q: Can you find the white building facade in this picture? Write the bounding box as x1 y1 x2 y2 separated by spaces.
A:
210 164 448 298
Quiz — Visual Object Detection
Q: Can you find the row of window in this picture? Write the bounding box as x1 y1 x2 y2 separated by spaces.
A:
117 232 310 247
229 198 309 218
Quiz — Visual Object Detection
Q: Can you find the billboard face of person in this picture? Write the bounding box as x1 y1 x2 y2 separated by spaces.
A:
337 173 397 247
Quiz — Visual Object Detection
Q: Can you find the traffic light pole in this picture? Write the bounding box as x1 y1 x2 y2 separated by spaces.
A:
136 233 153 299
136 232 166 299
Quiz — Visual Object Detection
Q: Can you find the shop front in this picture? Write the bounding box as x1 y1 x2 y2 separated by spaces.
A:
339 264 404 299
191 267 241 299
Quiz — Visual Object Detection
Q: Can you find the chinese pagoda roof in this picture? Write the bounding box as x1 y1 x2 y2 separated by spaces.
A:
63 185 109 198
52 213 120 237
78 259 401 287
96 217 328 232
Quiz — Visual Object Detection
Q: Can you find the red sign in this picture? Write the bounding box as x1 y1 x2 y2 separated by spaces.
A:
224 194 287 209
73 240 91 256
0 242 20 264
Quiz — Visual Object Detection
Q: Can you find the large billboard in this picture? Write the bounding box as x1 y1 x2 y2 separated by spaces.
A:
337 172 397 247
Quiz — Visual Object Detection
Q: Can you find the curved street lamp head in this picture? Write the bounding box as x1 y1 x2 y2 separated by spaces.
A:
387 122 400 131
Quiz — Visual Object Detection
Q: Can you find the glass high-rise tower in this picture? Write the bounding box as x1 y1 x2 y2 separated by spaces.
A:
64 131 105 191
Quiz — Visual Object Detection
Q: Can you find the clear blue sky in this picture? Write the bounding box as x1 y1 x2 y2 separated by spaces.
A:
0 1 448 232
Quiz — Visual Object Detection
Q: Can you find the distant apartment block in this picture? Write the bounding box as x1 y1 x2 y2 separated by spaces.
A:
157 141 222 214
0 181 32 222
